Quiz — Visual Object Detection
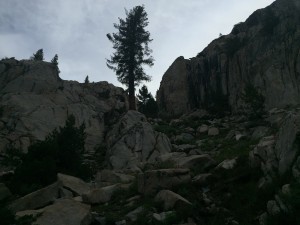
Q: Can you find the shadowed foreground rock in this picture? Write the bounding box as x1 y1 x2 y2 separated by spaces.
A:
16 199 91 225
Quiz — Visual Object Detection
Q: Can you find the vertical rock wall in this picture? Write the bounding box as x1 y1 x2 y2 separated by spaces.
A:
157 0 300 117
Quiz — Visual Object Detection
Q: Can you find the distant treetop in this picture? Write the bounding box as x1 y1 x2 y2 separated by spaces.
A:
31 49 44 61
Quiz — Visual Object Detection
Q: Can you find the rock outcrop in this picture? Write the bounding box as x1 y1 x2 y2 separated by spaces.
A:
157 0 300 117
106 111 172 171
0 58 127 153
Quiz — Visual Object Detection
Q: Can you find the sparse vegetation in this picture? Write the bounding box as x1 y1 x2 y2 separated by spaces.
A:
137 85 158 118
51 54 58 65
84 75 89 84
51 54 60 74
154 122 179 137
0 201 37 225
30 49 44 61
7 115 91 196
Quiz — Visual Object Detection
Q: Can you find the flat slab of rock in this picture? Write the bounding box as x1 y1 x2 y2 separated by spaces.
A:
215 158 237 170
57 173 90 196
9 182 60 213
208 127 219 136
176 154 216 172
95 170 134 185
82 184 120 204
156 152 187 162
137 169 190 195
177 144 197 152
154 190 192 210
16 199 91 225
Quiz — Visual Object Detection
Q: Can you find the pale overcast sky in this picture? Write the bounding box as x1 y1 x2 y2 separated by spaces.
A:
0 0 275 95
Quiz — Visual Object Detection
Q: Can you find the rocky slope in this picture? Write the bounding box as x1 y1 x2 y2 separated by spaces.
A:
2 108 300 225
0 58 128 154
157 0 300 117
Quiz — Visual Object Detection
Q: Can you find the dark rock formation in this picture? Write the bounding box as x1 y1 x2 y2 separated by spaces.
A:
157 0 300 117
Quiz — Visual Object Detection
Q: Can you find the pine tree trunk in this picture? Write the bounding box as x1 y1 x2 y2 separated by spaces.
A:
128 73 136 110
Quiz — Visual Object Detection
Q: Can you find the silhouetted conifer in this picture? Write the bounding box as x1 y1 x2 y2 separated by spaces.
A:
51 54 60 74
106 5 154 110
30 49 44 61
84 75 89 84
137 85 158 117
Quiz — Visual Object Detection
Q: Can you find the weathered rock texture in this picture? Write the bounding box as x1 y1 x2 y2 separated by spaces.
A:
250 111 300 178
106 111 172 171
0 58 127 153
157 0 300 117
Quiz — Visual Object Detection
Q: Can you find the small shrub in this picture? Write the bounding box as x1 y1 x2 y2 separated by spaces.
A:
216 138 258 162
154 124 178 137
0 201 37 225
2 147 24 168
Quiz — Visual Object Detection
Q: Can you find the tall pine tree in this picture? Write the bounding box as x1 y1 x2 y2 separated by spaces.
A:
106 5 154 110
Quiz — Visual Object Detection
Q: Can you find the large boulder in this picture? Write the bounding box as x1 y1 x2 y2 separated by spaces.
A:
16 199 91 225
155 56 191 117
274 113 300 175
106 111 172 171
176 154 216 172
154 190 192 210
137 169 190 195
57 173 90 196
95 170 135 185
250 112 300 178
82 184 120 204
249 136 277 177
0 58 127 153
9 182 60 213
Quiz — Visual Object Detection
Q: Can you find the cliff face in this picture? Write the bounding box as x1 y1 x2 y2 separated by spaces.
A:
157 0 300 117
0 58 127 153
